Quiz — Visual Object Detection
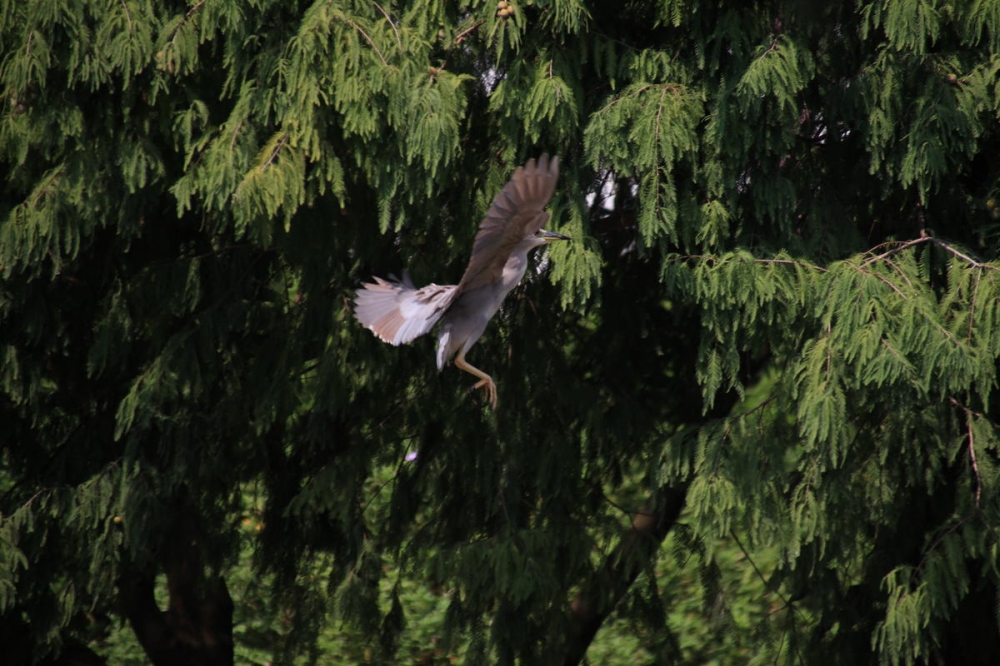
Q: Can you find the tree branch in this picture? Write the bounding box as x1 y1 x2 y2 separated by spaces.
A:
562 483 689 666
119 534 234 666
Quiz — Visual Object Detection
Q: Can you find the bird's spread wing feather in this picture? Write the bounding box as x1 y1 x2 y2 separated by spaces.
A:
457 154 559 293
354 275 459 346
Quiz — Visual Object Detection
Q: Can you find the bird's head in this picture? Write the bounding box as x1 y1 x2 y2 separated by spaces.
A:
535 229 571 244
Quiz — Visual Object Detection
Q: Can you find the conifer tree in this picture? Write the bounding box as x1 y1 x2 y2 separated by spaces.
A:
2 1 999 664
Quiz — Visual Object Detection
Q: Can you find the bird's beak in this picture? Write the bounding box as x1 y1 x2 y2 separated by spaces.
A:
538 229 571 243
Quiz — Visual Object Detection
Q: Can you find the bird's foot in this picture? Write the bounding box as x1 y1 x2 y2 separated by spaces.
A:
472 377 498 411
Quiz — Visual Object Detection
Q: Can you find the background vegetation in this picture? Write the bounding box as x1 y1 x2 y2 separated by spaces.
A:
2 1 1000 664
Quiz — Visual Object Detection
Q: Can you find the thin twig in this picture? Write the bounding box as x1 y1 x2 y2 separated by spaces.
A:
186 0 205 19
372 1 402 49
28 164 66 208
454 20 484 44
931 237 999 271
862 234 998 272
120 0 135 35
755 39 780 63
345 18 388 67
675 255 829 273
873 252 915 289
949 396 984 509
968 415 981 508
228 120 244 152
730 530 807 666
261 133 288 171
966 269 980 342
845 261 907 298
597 484 652 518
915 514 972 576
755 259 829 273
860 236 928 266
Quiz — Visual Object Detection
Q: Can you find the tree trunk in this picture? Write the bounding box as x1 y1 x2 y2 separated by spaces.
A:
562 483 689 666
119 539 234 666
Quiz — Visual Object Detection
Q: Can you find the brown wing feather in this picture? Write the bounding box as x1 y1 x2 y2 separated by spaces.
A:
354 275 459 345
457 154 559 292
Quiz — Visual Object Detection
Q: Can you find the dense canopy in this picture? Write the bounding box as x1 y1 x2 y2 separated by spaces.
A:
2 1 1000 664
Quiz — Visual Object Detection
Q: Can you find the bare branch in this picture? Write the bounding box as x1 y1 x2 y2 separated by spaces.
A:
862 233 998 273
931 238 1000 272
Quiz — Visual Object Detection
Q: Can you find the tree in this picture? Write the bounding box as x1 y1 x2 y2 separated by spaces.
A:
2 0 999 664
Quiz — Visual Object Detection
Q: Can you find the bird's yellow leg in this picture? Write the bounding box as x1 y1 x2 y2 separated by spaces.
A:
454 353 497 410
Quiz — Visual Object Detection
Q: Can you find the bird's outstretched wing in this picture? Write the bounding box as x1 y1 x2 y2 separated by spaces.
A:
456 154 560 293
354 273 459 346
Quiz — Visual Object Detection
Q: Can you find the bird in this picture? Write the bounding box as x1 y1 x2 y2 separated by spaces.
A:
353 154 568 410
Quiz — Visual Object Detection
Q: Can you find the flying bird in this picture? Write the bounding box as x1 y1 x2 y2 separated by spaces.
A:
353 154 568 410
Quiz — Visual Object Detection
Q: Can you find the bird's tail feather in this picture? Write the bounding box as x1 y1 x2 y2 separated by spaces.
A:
354 272 458 346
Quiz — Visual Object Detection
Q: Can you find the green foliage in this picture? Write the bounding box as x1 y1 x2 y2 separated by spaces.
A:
584 81 702 248
2 1 1000 665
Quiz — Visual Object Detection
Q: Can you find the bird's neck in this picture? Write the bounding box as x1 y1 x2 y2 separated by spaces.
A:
499 246 533 295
